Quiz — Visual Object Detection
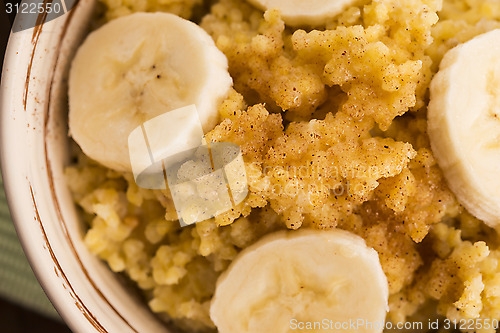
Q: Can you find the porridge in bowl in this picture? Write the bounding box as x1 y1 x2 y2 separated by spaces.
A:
64 0 500 331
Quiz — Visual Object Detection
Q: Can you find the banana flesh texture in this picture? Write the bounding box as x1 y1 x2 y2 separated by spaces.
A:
210 229 389 333
245 0 359 26
69 13 232 172
428 29 500 228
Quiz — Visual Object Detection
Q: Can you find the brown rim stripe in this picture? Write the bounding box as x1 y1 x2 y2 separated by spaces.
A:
30 185 108 333
31 0 51 44
23 0 52 111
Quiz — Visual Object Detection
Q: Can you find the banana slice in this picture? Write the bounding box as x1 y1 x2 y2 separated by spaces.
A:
246 0 359 26
69 13 232 172
210 229 389 333
428 29 500 227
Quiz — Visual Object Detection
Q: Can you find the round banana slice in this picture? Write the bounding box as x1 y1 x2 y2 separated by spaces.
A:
428 29 500 227
69 13 232 172
210 229 389 333
246 0 359 26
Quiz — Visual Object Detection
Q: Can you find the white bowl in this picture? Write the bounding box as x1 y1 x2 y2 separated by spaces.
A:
0 1 171 331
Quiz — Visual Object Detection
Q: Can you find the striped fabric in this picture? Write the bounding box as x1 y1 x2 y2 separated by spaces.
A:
0 173 60 319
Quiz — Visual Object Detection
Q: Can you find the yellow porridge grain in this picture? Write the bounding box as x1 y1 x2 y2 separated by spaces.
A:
66 0 500 331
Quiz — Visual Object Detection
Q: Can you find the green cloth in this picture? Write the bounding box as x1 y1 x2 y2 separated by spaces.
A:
0 173 61 319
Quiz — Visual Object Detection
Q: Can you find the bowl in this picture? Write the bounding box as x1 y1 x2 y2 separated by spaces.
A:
0 0 171 331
